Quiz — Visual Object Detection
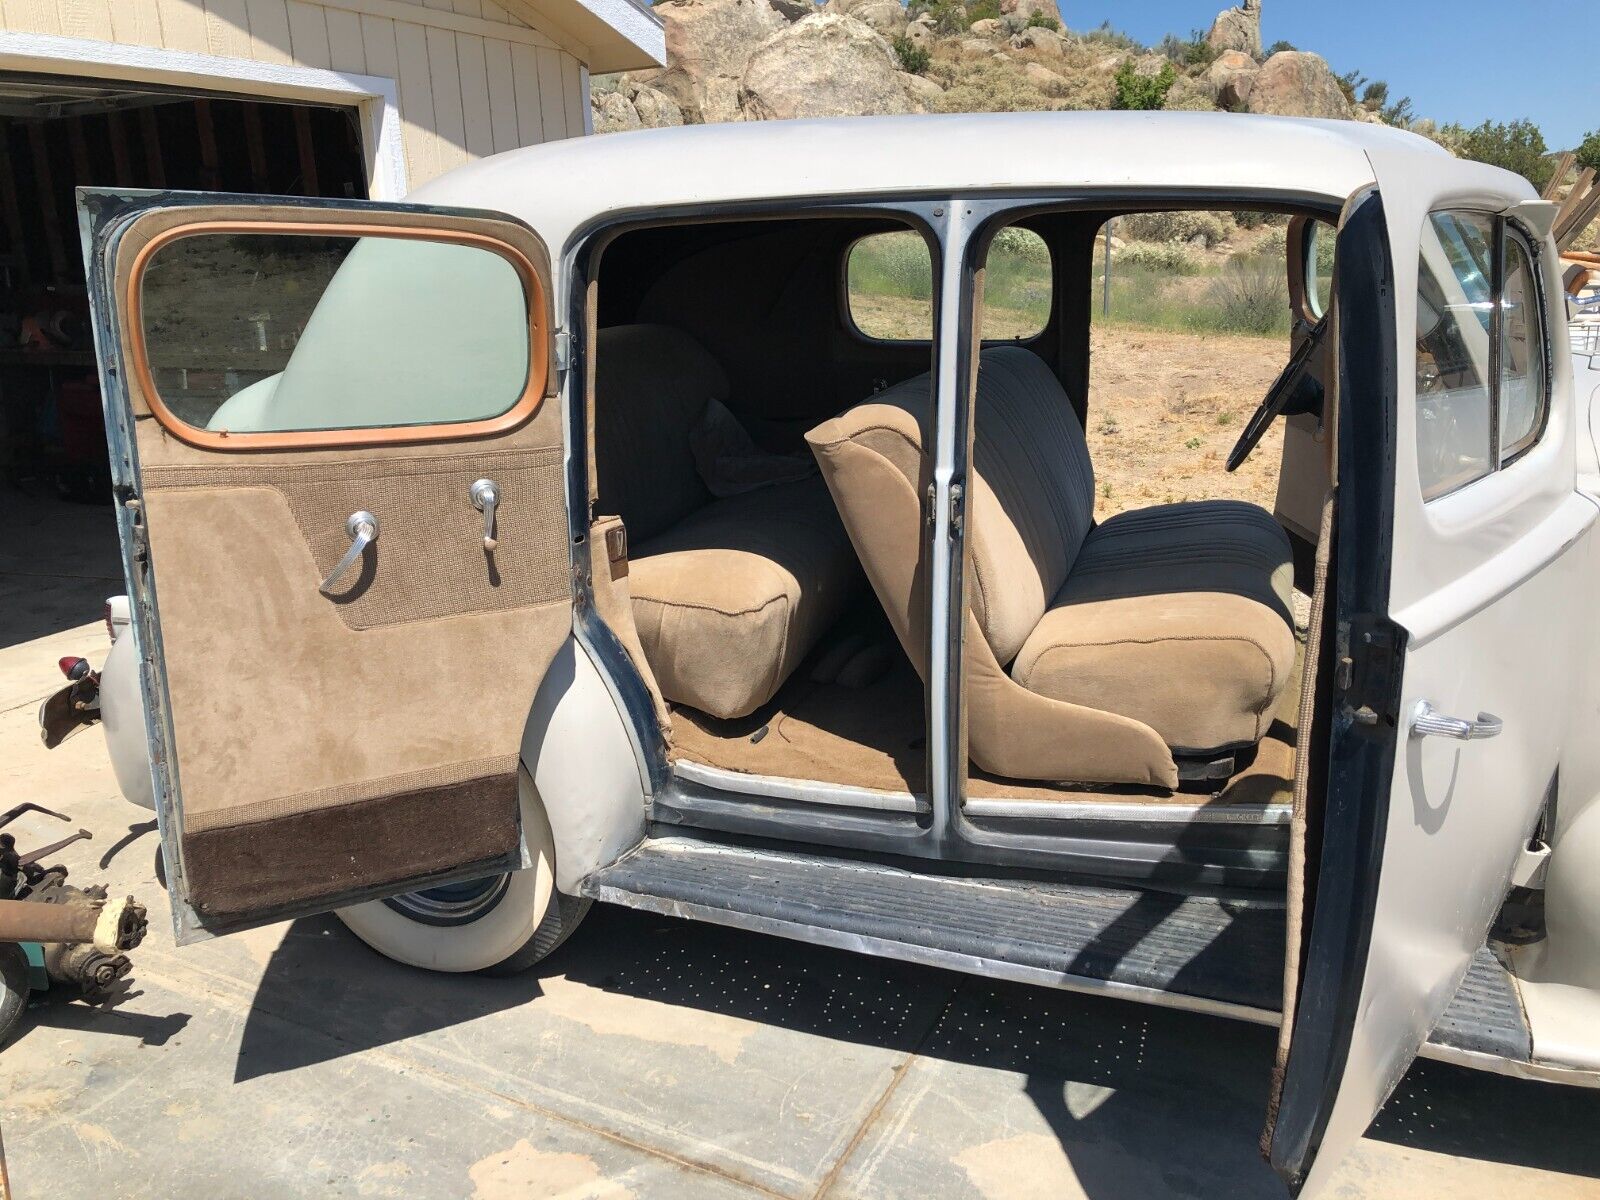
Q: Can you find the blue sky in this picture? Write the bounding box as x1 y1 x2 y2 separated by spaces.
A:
1069 2 1599 148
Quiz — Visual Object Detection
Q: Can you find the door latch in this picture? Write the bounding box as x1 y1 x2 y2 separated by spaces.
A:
1339 614 1407 733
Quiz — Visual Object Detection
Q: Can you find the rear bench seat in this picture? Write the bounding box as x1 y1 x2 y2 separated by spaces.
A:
593 324 859 719
808 345 1295 788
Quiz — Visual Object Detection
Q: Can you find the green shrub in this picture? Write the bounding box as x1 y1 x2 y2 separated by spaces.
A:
893 35 930 75
1082 20 1139 52
1438 118 1553 192
1112 58 1177 111
1025 11 1059 30
966 0 1000 23
1265 39 1295 55
908 0 969 34
1159 29 1218 69
849 231 933 302
1231 209 1289 231
1205 257 1290 336
1115 240 1203 275
1119 210 1233 248
1576 129 1600 175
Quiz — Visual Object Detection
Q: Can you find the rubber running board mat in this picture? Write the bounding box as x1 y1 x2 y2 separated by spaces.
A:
582 837 1285 1016
1426 945 1531 1062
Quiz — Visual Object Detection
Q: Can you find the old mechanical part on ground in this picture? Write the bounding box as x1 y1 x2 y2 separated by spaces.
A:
0 813 150 1003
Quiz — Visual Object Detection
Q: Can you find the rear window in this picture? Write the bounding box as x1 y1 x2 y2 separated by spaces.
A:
846 230 933 341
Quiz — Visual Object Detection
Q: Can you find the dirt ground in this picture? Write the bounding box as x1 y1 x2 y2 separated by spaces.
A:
1086 323 1287 521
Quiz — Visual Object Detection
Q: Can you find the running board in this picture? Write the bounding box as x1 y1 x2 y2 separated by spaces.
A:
580 837 1286 1022
582 837 1546 1073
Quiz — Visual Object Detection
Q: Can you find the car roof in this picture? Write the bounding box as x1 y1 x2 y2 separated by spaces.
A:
409 110 1524 251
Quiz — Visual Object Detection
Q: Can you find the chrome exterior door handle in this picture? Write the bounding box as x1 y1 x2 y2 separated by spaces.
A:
470 478 499 551
1410 700 1503 741
319 511 378 595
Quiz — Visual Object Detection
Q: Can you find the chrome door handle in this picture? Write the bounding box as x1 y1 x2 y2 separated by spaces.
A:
1410 700 1503 741
319 511 378 596
470 478 499 551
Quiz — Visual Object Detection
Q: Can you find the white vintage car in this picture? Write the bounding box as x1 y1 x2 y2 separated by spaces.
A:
61 111 1600 1194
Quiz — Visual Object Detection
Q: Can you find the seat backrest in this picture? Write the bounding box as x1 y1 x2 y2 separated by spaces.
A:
807 346 1096 666
593 324 729 543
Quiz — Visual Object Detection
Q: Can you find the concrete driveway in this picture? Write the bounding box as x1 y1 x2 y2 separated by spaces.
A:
3 489 1599 1200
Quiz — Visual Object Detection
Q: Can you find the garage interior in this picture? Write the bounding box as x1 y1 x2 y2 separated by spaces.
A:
0 72 368 511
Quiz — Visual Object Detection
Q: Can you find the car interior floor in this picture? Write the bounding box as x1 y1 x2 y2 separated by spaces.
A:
669 598 1306 808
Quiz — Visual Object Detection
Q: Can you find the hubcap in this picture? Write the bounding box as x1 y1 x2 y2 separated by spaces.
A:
383 874 510 927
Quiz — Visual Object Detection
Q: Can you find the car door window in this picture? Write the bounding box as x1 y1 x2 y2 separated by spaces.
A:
1415 211 1549 501
1499 232 1547 461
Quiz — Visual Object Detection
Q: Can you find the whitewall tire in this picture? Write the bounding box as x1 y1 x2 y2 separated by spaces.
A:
335 766 590 974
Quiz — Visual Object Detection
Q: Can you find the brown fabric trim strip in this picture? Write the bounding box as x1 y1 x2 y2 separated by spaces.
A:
185 753 520 833
184 768 521 918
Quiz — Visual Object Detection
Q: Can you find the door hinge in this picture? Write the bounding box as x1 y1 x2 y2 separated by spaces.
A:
1338 613 1407 734
553 330 574 371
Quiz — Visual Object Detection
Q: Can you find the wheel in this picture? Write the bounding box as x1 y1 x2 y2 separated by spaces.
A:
0 943 31 1047
335 766 591 974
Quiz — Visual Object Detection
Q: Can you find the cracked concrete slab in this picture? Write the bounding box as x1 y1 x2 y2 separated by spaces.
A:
4 492 1600 1199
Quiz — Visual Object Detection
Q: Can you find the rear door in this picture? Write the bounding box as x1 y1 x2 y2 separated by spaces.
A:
1267 178 1585 1191
79 189 573 940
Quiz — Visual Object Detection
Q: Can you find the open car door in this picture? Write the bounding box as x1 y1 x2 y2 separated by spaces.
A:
1267 180 1585 1192
79 189 573 940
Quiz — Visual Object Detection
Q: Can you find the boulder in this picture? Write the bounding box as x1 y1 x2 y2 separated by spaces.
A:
1206 48 1258 109
768 0 814 18
969 18 1001 36
638 0 788 123
1009 25 1067 55
902 19 934 44
628 81 685 127
1246 50 1351 120
1023 61 1066 94
998 0 1060 23
1205 0 1260 58
592 89 643 133
899 71 945 109
739 13 919 120
959 36 995 54
823 0 905 35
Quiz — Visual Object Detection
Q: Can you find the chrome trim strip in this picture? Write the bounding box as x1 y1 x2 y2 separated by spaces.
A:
671 760 928 813
1414 1040 1600 1088
584 877 1281 1028
964 797 1292 826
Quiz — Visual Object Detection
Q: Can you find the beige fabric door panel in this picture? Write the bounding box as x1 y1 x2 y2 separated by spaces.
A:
107 201 572 924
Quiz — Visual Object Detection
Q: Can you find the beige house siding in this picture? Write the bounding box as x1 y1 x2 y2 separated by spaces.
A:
0 0 592 189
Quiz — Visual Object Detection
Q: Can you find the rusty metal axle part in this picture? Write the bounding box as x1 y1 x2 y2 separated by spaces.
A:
42 942 132 996
0 894 148 953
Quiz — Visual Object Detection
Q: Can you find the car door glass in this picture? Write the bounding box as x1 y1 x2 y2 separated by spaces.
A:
1415 212 1494 500
1498 233 1546 461
139 231 532 435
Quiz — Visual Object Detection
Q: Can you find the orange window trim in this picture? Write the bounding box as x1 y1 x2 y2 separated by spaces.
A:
124 220 550 452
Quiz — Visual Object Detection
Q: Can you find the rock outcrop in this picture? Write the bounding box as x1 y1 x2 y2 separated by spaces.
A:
998 0 1061 25
823 0 906 37
1245 50 1350 120
739 13 919 120
636 0 787 124
1206 48 1258 109
1205 0 1261 59
590 77 686 132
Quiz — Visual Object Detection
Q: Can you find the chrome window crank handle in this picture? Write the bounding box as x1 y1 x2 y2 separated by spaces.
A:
319 511 378 596
471 478 499 551
1409 700 1503 741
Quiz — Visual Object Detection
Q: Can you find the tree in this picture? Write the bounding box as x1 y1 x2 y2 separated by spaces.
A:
1441 118 1553 192
1578 130 1600 175
1112 59 1177 111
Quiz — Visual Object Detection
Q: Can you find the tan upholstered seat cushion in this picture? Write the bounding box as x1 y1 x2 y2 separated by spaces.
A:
1013 501 1297 753
630 476 858 720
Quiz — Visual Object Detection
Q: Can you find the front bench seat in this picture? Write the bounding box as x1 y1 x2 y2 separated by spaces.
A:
806 346 1294 788
594 324 858 720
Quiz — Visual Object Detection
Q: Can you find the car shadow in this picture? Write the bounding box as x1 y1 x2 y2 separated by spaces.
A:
235 903 1600 1193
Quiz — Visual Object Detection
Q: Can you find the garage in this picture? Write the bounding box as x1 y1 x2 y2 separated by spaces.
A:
0 75 369 501
0 0 664 509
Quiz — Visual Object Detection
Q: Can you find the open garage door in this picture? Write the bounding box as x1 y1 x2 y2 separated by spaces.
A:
0 74 368 503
